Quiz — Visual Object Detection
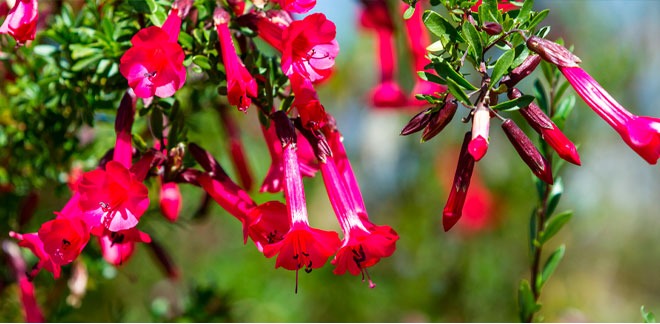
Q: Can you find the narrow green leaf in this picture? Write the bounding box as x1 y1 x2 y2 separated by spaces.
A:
518 0 534 24
418 71 446 85
546 177 563 216
527 9 549 32
71 54 103 71
537 245 565 290
539 211 572 245
490 95 534 111
533 79 549 113
552 94 576 128
490 49 515 88
518 279 540 322
554 79 572 102
446 78 471 107
433 60 477 90
642 306 656 323
192 55 212 70
462 21 483 61
423 11 461 41
403 5 415 20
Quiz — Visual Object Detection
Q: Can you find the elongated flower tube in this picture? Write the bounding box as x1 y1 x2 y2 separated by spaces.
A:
319 153 397 287
501 119 554 184
508 88 581 165
219 106 253 190
290 73 329 131
443 132 476 231
528 36 660 164
260 123 318 193
468 103 490 161
500 55 542 89
400 1 446 106
9 231 61 278
113 90 137 168
262 112 340 292
120 8 186 98
3 241 44 323
0 0 37 45
214 7 258 112
360 0 407 108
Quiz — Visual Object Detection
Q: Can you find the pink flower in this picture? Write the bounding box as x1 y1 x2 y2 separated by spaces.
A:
92 227 151 266
120 8 186 98
319 155 397 286
359 1 407 108
325 126 366 214
443 132 476 231
561 66 660 164
214 8 258 112
78 161 150 231
245 201 291 251
400 1 446 106
281 13 339 82
260 123 318 193
197 172 256 225
262 113 340 289
0 0 38 45
37 218 90 267
273 0 316 14
9 231 61 278
159 181 182 222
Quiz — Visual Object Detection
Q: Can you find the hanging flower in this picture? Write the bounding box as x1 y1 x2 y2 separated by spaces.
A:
119 8 186 98
443 132 476 231
281 13 339 82
0 0 38 45
214 7 258 112
37 218 90 267
92 227 151 266
273 0 316 14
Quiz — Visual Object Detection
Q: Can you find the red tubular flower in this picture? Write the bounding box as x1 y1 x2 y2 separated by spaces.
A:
113 90 137 168
214 8 258 112
561 66 660 164
319 154 397 286
78 161 150 232
219 106 254 190
9 231 61 278
159 181 182 222
249 10 293 52
260 123 318 193
273 0 316 14
325 126 366 214
37 218 90 266
262 112 340 291
360 0 407 108
0 0 38 45
508 88 581 165
92 227 151 266
3 241 44 323
197 172 256 225
468 104 490 161
120 8 186 98
245 201 291 252
471 0 518 12
400 1 447 106
443 132 476 231
281 13 339 83
290 73 329 130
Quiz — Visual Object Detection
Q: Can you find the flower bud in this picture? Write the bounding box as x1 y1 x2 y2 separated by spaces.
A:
500 55 542 88
272 110 297 146
501 119 553 184
422 97 458 142
468 104 491 161
482 22 502 35
526 36 581 68
442 132 476 231
401 107 432 136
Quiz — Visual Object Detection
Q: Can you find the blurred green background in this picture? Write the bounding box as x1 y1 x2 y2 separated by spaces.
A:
2 0 660 322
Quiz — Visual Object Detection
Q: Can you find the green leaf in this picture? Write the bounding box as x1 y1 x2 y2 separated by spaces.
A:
128 0 156 13
433 60 477 90
533 79 549 113
462 21 482 61
192 55 212 70
403 5 415 20
446 78 472 107
422 11 462 41
539 210 572 245
418 71 446 85
518 279 540 322
536 245 565 291
527 9 549 32
490 49 515 88
552 94 576 128
490 94 534 111
518 0 534 24
71 54 103 71
642 306 656 323
546 177 563 216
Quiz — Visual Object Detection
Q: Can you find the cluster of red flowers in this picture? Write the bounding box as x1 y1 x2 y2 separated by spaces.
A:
7 2 399 314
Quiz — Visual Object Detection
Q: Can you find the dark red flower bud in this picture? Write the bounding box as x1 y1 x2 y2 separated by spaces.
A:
422 97 458 142
500 55 542 88
401 107 433 136
272 110 297 146
509 88 581 165
501 119 553 184
526 36 581 68
442 132 476 231
188 143 231 181
482 22 502 35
